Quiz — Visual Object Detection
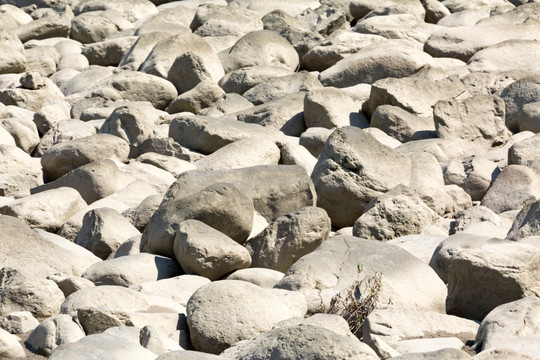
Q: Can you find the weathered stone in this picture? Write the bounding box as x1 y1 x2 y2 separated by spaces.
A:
0 311 39 334
166 80 224 115
16 14 71 43
304 88 367 129
311 126 411 227
141 183 254 258
0 327 25 358
500 75 540 132
371 105 437 143
82 36 138 67
246 206 331 272
353 185 439 241
218 65 293 95
1 116 40 154
99 103 154 145
186 280 302 354
70 10 130 44
353 13 434 43
174 220 251 281
276 235 447 313
25 314 84 356
132 275 210 307
506 199 540 241
75 207 141 260
444 156 500 202
191 4 262 37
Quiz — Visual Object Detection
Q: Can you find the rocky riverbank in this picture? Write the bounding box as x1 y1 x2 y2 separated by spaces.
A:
0 0 539 359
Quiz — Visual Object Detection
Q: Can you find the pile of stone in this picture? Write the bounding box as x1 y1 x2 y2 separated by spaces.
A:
0 0 539 359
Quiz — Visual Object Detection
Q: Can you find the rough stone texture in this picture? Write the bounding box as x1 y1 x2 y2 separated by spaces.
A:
246 206 331 272
174 220 251 281
75 207 141 260
434 94 510 150
40 133 130 181
0 311 39 334
82 253 182 286
481 165 540 214
186 280 303 354
141 183 254 259
505 199 540 241
311 126 411 227
25 314 85 356
132 275 210 307
221 323 379 360
444 156 500 202
166 80 224 115
163 165 316 223
304 88 367 129
276 235 446 313
225 268 284 288
218 65 293 95
370 105 436 143
508 133 540 167
0 187 87 232
475 297 540 352
82 36 138 67
0 327 26 358
500 75 540 132
353 185 438 241
99 103 155 145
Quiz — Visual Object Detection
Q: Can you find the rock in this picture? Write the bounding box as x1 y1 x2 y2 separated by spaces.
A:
515 102 540 133
117 160 176 195
319 41 436 88
475 297 540 352
311 126 411 227
508 133 540 168
132 275 210 307
186 280 301 354
304 88 367 129
0 311 39 334
0 328 25 358
162 165 316 223
353 13 434 43
140 33 223 86
298 127 332 157
276 235 446 313
99 103 155 145
33 159 132 204
141 183 254 258
0 216 99 278
467 39 540 74
363 306 478 354
225 268 284 288
434 94 510 150
362 75 468 118
452 206 504 234
61 66 113 97
70 10 130 44
89 70 178 110
168 114 282 155
82 253 182 286
1 117 40 154
389 348 472 359
436 235 540 320
443 156 500 202
242 71 322 106
191 4 262 37
473 348 536 360
49 332 157 360
25 314 85 356
75 207 141 260
47 275 96 298
33 99 71 135
220 30 299 73
0 267 64 318
232 92 306 136
129 137 202 162
194 137 280 170
218 65 293 95
279 140 317 175
166 80 224 115
500 75 540 132
0 32 26 75
506 199 540 241
173 220 251 281
139 325 183 355
16 14 71 43
370 105 437 143
481 165 540 213
349 0 426 19
353 185 439 241
0 187 87 232
40 133 129 181
136 153 196 178
246 207 331 272
82 36 138 67
73 0 158 23
0 78 64 112
221 323 379 360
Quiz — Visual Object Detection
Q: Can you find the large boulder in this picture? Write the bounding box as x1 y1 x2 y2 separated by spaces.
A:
162 165 316 223
141 183 254 259
353 185 439 241
220 30 299 73
73 0 158 23
304 87 367 129
40 133 129 181
500 75 540 132
25 314 85 356
275 235 447 313
186 280 302 354
221 323 379 360
505 199 540 241
246 206 331 272
219 65 293 95
82 253 182 286
99 103 155 145
311 126 411 228
173 220 251 281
